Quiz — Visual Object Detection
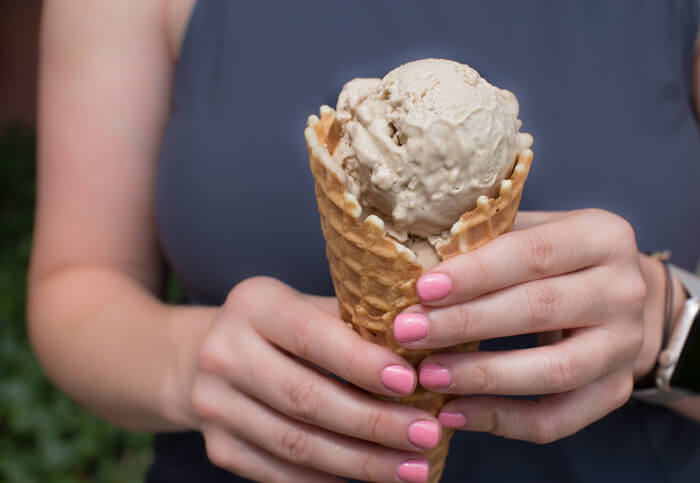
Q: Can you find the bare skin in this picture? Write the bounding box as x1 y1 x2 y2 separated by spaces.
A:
29 1 700 482
32 2 436 482
395 210 696 443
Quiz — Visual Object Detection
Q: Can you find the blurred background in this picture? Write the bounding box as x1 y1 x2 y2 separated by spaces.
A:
1 2 153 481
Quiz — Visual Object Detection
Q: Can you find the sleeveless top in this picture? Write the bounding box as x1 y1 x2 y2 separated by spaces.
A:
151 1 700 481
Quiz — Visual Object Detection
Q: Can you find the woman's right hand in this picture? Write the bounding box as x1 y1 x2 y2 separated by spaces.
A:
184 276 438 483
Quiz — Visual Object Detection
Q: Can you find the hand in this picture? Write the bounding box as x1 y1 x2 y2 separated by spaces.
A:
184 277 439 483
393 209 653 444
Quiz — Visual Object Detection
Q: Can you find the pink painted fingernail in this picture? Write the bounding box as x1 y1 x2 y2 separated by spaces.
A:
416 273 452 301
381 365 415 395
394 313 428 343
397 459 429 483
419 363 451 389
408 420 440 449
439 411 466 428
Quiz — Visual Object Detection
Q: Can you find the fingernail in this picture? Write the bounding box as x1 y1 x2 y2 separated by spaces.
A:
397 459 429 483
394 313 428 343
416 273 452 301
439 411 466 428
408 420 440 449
381 365 415 394
419 363 451 389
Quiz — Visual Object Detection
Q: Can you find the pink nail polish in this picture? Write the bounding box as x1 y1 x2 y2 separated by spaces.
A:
408 420 440 449
394 313 428 343
397 459 429 483
416 273 452 301
419 363 451 388
439 411 466 428
381 365 415 394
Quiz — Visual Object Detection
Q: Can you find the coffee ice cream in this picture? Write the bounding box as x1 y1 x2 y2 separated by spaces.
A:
333 58 532 241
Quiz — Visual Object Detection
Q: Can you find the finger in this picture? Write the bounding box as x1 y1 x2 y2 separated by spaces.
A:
231 278 418 397
437 370 633 444
415 209 625 306
512 210 568 231
193 375 431 483
395 267 609 348
202 424 343 483
200 329 441 452
418 326 634 395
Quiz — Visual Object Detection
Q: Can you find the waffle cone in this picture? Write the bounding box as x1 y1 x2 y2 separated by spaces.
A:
305 106 533 482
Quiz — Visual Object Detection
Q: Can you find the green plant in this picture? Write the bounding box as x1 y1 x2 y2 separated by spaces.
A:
0 124 153 482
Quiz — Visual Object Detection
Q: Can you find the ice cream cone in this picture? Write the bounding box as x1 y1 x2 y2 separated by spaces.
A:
305 105 533 482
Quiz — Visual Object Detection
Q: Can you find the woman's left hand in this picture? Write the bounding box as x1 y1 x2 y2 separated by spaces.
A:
393 209 659 444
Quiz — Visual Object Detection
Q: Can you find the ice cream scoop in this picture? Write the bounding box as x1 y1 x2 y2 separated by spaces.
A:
333 58 532 239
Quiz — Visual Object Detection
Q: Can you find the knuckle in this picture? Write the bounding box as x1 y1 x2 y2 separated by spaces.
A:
190 384 216 421
290 314 315 360
606 271 647 323
286 378 324 422
205 444 229 469
610 216 637 246
629 324 645 354
584 208 622 226
460 252 489 289
614 374 634 408
531 417 559 445
224 278 255 313
600 212 639 255
577 209 636 261
472 359 499 394
205 436 236 470
482 408 503 436
339 344 359 380
279 427 314 464
197 338 231 375
581 207 612 225
522 283 562 326
224 276 276 315
520 229 556 275
362 406 390 442
357 451 383 482
455 303 477 340
619 273 647 310
546 353 581 392
599 346 620 377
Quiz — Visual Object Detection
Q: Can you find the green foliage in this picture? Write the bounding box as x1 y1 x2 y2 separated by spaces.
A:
0 124 153 482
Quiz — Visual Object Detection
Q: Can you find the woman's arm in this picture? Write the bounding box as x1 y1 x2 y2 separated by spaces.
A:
29 5 446 480
29 0 205 431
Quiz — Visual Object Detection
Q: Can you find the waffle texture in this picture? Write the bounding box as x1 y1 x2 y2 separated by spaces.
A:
305 106 532 482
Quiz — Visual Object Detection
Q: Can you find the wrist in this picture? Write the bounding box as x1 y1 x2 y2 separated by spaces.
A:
634 255 689 382
634 255 666 381
160 304 217 431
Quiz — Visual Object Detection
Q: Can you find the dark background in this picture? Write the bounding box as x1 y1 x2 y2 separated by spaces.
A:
1 2 153 481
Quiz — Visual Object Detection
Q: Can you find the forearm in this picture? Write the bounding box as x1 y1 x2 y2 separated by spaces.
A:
636 254 700 422
27 266 214 432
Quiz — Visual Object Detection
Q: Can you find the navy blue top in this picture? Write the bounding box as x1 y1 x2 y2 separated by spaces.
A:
151 1 700 481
